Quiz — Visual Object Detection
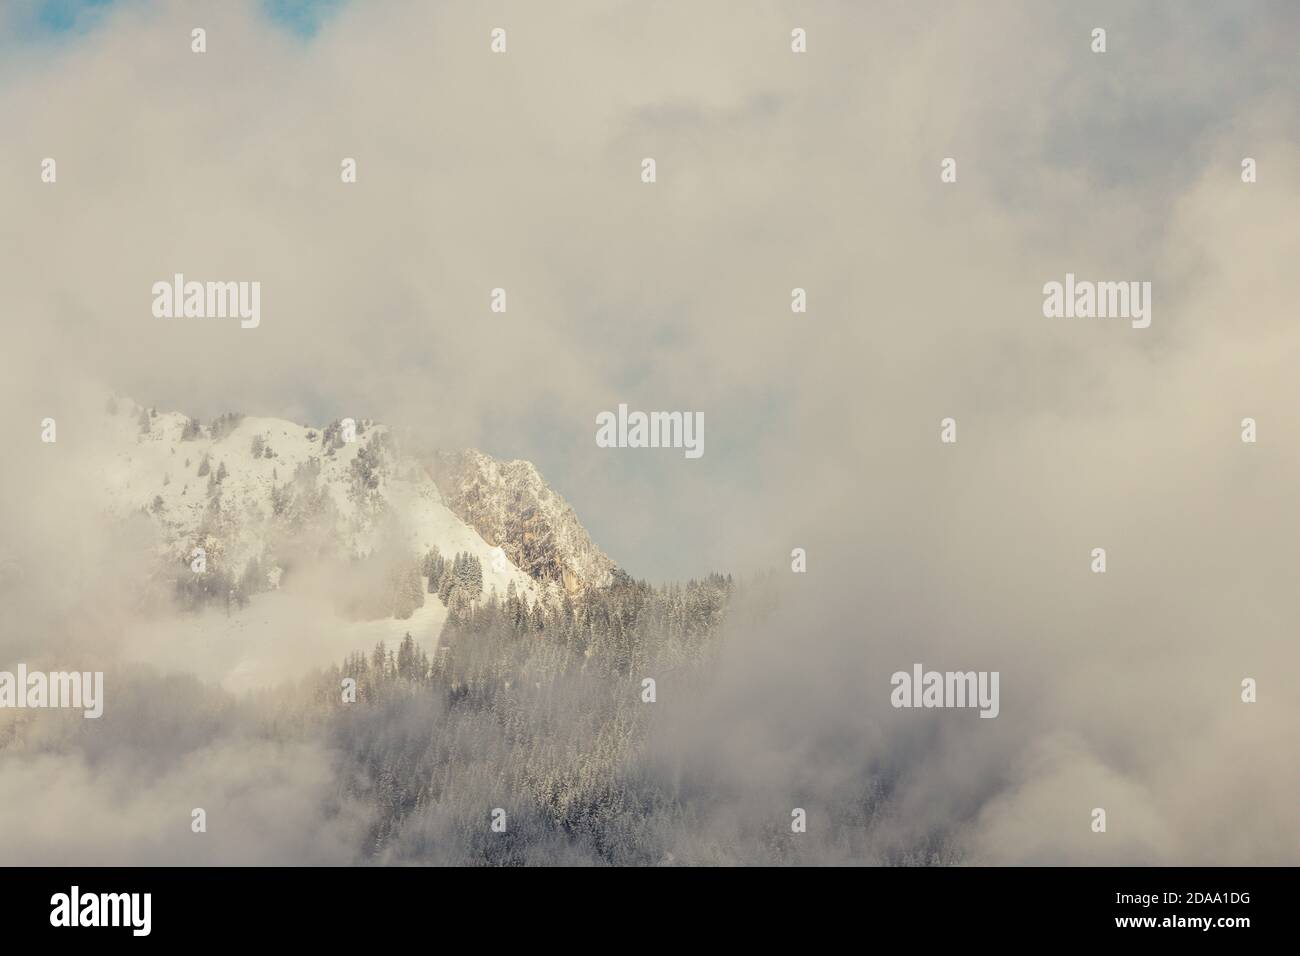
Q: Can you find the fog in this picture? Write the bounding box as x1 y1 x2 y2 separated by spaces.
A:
0 0 1296 864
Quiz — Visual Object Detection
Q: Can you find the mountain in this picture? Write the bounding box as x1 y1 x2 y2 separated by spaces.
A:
95 401 578 610
430 449 616 594
88 399 626 687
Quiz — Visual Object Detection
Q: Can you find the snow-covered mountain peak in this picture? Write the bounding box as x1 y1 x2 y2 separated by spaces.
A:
97 400 547 605
431 448 616 594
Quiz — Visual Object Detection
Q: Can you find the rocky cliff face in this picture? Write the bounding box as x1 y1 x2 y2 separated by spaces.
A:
430 449 616 594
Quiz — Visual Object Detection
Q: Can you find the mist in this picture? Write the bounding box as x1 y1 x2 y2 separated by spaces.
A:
0 0 1296 864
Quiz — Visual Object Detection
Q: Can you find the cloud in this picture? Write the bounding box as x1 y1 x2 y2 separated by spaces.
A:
0 0 1296 863
0 738 365 865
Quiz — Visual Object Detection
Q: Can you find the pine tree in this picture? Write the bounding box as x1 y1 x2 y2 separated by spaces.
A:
447 585 471 625
505 579 521 627
439 555 459 604
466 555 483 600
371 643 390 685
422 548 443 593
453 552 470 592
396 633 420 681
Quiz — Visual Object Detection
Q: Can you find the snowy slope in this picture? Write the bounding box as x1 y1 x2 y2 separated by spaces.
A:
98 400 542 613
101 400 543 595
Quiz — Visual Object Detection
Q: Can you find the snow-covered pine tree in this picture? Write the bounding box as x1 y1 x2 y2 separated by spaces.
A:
396 633 420 681
466 554 483 600
505 579 521 627
421 547 442 593
453 551 473 594
438 554 460 604
447 584 471 625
